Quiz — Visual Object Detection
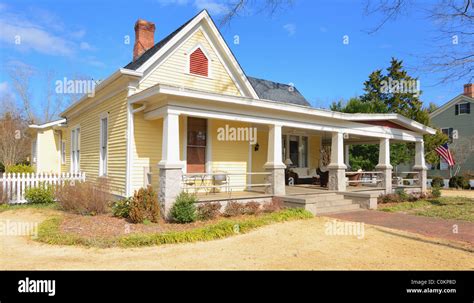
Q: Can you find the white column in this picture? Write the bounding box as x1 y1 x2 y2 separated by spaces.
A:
375 138 393 194
328 132 347 191
264 124 285 169
413 140 427 193
264 124 285 195
344 144 351 169
158 111 184 219
158 112 182 168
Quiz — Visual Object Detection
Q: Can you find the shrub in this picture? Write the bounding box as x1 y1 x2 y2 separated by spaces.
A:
55 179 111 215
449 176 470 189
6 164 35 174
170 192 197 223
395 188 409 201
0 162 4 173
111 197 131 218
129 186 160 224
223 201 245 217
242 202 261 215
431 186 441 198
431 176 444 188
262 197 285 213
24 184 54 204
197 202 221 221
377 193 401 204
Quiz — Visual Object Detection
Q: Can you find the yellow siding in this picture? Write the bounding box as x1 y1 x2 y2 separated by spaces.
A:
139 29 241 96
62 90 129 196
251 129 268 185
210 119 250 191
36 128 60 173
131 114 162 193
308 135 321 169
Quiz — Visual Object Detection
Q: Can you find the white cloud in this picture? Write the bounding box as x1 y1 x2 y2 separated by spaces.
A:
0 20 75 56
283 23 296 36
0 7 95 58
80 42 94 51
0 81 9 95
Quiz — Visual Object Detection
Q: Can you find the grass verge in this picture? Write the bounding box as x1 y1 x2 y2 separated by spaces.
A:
378 197 473 222
36 208 313 248
0 202 59 213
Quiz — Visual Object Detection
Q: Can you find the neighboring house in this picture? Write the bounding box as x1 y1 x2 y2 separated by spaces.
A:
30 10 435 215
429 84 474 178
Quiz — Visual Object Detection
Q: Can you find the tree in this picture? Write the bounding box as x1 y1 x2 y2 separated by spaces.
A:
0 98 31 167
332 58 447 169
365 0 473 84
220 0 293 25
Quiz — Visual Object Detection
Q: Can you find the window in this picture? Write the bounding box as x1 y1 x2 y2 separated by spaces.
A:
187 117 207 173
189 47 209 77
71 127 80 173
61 141 66 165
100 116 108 176
441 128 454 143
455 102 471 115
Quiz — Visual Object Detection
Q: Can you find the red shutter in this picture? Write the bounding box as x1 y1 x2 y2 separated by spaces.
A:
190 48 208 77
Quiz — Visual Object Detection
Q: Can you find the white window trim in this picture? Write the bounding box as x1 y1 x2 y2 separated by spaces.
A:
70 125 80 174
185 43 212 79
99 113 109 176
61 140 66 165
284 133 309 168
458 102 470 115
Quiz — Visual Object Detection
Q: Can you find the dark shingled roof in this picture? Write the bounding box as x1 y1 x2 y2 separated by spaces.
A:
247 77 310 106
124 15 195 70
124 12 311 107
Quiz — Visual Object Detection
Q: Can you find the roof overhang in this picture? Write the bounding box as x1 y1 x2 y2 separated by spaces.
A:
60 68 143 117
129 84 436 136
29 118 67 130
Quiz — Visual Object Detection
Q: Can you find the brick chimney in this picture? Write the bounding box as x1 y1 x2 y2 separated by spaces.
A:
133 19 155 61
464 83 474 98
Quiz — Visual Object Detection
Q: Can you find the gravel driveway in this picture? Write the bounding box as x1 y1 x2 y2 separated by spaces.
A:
0 209 473 270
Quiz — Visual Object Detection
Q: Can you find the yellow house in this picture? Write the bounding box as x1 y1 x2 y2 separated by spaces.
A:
30 10 436 216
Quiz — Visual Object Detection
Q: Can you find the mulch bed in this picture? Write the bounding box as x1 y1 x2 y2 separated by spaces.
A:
60 213 219 238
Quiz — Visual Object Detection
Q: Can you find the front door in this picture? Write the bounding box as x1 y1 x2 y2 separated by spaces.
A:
187 117 207 173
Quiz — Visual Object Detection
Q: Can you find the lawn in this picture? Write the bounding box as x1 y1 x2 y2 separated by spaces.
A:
378 196 474 222
0 202 59 213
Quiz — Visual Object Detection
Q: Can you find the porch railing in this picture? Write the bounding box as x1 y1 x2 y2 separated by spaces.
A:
0 172 86 204
345 171 384 187
181 172 271 197
392 171 420 187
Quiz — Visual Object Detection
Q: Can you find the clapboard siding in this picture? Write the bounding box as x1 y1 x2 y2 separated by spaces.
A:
138 29 241 96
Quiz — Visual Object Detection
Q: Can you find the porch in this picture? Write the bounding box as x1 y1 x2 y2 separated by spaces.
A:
127 87 432 216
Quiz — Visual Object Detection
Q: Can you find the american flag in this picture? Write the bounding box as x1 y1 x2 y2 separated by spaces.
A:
435 143 455 167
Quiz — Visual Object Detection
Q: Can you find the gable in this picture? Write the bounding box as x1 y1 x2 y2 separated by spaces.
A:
130 10 258 98
430 94 474 119
138 28 242 96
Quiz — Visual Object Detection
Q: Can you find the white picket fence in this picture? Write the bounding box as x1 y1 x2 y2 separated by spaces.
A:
0 172 86 204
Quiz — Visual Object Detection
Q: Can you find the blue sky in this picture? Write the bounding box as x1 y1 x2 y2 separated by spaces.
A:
0 0 468 114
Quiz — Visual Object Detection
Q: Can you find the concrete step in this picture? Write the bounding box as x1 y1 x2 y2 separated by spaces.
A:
315 203 360 215
313 199 354 207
